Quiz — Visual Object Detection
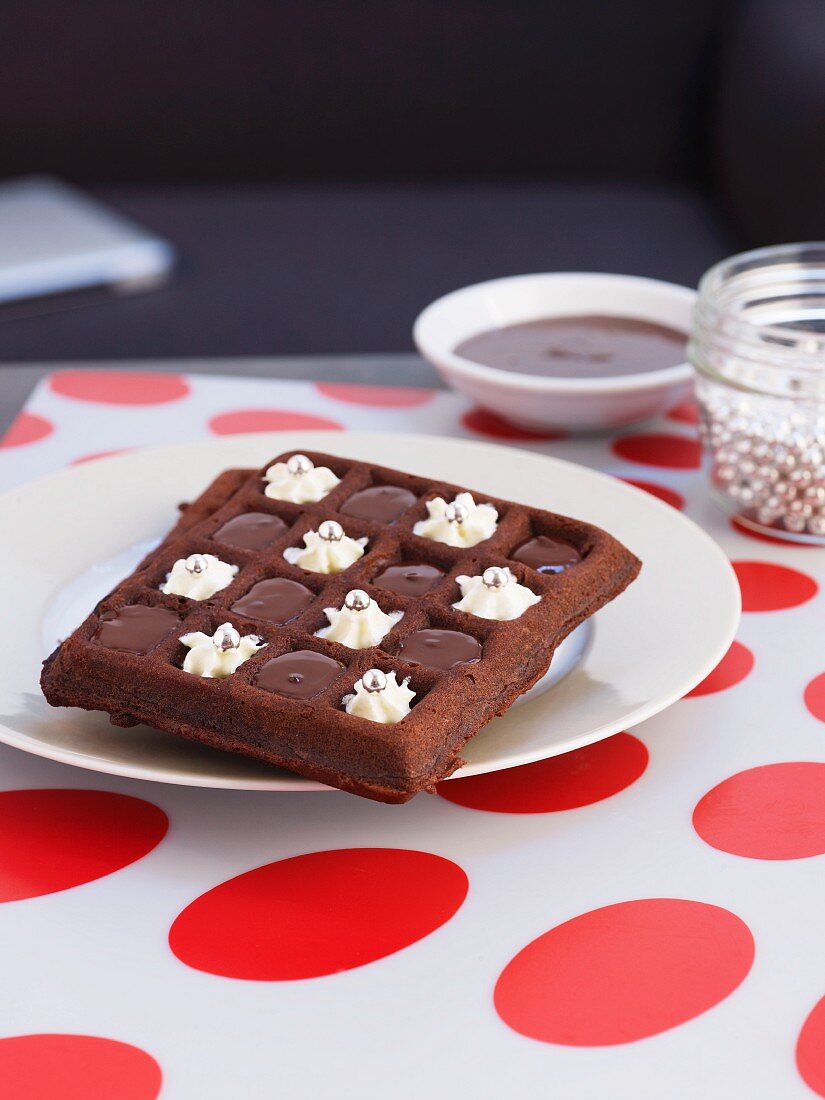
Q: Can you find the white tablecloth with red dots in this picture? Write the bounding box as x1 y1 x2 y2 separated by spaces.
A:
0 367 824 1100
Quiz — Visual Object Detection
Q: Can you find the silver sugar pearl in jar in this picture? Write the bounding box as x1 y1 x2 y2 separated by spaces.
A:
287 454 314 476
362 668 387 693
212 623 241 651
318 520 344 542
185 553 209 574
482 566 509 589
691 243 825 545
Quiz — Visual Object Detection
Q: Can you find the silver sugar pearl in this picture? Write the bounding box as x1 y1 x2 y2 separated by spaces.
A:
756 506 781 526
808 515 825 537
287 454 314 476
482 566 509 589
212 623 241 651
444 501 469 524
788 500 813 520
344 589 371 612
773 480 792 500
318 519 344 542
748 477 767 497
783 513 808 534
362 668 387 693
185 553 209 574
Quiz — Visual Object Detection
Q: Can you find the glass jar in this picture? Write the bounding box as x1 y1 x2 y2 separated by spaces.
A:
690 242 825 544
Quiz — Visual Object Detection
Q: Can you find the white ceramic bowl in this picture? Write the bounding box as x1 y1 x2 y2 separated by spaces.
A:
413 272 696 431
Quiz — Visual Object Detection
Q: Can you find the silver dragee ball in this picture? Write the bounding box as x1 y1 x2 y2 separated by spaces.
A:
445 501 469 524
344 589 371 612
482 566 509 589
185 553 209 574
287 454 314 476
362 668 387 693
318 519 344 542
212 623 241 651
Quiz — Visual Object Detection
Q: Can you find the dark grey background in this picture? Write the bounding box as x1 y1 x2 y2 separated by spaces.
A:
0 0 822 362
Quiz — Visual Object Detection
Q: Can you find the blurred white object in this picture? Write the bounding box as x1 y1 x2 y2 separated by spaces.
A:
0 176 173 303
414 272 695 432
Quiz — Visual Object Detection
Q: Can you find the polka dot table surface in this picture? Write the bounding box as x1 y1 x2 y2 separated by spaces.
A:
0 368 823 1099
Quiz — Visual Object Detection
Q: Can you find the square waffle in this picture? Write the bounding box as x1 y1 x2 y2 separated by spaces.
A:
41 450 641 803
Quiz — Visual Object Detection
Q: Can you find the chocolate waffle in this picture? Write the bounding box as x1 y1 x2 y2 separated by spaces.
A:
41 450 641 803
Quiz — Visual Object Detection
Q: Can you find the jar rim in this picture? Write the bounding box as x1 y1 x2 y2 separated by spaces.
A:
696 242 825 371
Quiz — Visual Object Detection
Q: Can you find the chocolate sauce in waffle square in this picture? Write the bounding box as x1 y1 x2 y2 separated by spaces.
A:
41 450 641 803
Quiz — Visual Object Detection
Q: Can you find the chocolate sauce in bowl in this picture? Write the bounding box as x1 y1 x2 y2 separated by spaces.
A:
454 316 687 379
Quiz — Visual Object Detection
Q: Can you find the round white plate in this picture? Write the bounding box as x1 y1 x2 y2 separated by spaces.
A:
0 431 739 791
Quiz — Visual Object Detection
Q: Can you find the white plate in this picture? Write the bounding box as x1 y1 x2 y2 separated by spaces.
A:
0 431 739 791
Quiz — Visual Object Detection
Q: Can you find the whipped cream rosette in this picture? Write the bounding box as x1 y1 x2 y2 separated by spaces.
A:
343 668 415 724
284 520 367 573
315 589 402 649
413 492 498 548
453 565 540 620
161 553 238 600
264 454 340 503
181 623 264 678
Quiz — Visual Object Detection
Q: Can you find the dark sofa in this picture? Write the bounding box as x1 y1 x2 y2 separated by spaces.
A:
0 0 822 360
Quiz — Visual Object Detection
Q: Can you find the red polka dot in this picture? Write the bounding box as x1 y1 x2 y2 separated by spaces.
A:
805 672 825 723
685 641 754 697
0 1034 161 1100
666 400 699 425
495 899 753 1046
315 382 434 407
461 407 565 441
437 733 648 813
0 790 167 902
0 412 54 449
621 478 685 510
208 409 344 435
730 516 819 546
694 763 825 859
49 370 189 406
169 848 468 980
612 433 701 469
798 996 825 1097
733 560 818 612
70 449 131 465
